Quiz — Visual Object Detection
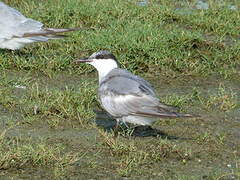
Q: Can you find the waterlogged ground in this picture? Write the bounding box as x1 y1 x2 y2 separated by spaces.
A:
0 70 239 179
0 0 240 179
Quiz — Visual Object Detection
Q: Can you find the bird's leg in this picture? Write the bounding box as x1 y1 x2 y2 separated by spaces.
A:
122 120 129 129
114 119 120 138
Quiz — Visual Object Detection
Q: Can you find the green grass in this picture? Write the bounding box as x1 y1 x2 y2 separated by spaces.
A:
0 129 81 177
0 0 240 179
0 0 239 78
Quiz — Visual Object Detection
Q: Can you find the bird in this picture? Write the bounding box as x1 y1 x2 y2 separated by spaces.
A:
0 2 81 50
75 50 197 134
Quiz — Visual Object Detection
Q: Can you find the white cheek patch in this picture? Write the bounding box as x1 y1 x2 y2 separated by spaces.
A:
89 59 118 81
90 59 118 71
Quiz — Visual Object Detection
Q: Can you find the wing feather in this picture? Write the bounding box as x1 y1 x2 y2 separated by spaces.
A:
98 69 193 118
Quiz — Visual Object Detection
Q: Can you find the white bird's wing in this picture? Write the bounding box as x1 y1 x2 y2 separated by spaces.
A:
98 69 192 118
0 2 80 49
0 2 43 39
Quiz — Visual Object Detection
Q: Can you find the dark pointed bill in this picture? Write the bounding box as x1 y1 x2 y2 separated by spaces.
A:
74 58 93 63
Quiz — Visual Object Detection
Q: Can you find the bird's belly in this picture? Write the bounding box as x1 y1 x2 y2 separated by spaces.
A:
122 115 155 126
0 38 31 50
0 36 49 50
99 95 122 117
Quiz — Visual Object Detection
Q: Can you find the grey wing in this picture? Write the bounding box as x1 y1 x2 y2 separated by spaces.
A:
100 69 156 96
99 71 180 118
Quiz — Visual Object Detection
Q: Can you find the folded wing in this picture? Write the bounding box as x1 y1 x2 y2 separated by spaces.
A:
99 69 195 118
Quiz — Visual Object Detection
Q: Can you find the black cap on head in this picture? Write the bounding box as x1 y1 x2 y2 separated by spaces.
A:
75 50 121 64
89 50 116 60
89 50 121 67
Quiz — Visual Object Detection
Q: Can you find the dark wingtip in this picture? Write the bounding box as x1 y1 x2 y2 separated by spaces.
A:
22 27 86 38
135 111 200 119
46 27 82 32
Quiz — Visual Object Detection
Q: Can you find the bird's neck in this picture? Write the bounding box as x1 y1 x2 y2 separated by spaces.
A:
91 59 118 83
98 67 116 83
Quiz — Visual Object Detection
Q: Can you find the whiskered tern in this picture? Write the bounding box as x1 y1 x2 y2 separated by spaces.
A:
75 51 197 133
0 2 81 50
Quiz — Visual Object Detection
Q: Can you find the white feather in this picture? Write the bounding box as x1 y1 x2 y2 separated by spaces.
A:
0 2 46 49
122 115 155 126
88 59 118 82
0 2 78 50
